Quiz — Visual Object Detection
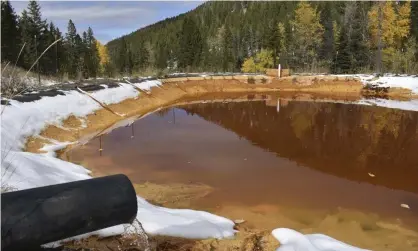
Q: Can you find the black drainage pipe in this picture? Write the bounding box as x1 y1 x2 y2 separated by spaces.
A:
1 174 138 251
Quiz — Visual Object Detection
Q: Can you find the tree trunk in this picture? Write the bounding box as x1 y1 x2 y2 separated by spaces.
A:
376 2 383 74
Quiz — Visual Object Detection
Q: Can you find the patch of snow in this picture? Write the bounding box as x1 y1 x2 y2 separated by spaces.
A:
1 83 140 152
23 77 60 87
355 98 418 112
284 97 418 112
362 75 418 94
272 228 370 251
134 80 162 91
333 74 418 94
1 79 236 243
40 141 73 157
318 74 418 94
42 79 60 87
78 117 87 128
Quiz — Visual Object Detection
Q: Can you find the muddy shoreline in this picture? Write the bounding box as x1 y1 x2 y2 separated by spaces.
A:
24 78 418 250
25 78 365 153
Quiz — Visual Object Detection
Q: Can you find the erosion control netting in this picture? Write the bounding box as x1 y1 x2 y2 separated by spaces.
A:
1 80 123 104
1 74 265 104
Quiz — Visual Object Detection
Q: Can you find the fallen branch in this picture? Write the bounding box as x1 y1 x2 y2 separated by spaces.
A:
124 79 153 96
76 87 125 117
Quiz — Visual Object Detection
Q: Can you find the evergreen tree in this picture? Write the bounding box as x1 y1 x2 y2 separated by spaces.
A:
264 21 280 66
18 10 31 68
81 31 89 78
54 27 65 74
43 22 58 75
277 22 288 66
333 26 351 73
178 16 202 70
75 33 85 79
1 0 21 63
155 40 168 70
135 41 149 70
26 0 48 73
318 2 334 64
86 27 100 77
117 37 133 75
222 26 234 71
65 19 78 78
412 1 418 61
412 1 418 42
350 2 369 72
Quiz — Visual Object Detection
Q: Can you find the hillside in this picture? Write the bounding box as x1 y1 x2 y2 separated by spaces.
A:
106 1 339 72
106 1 418 75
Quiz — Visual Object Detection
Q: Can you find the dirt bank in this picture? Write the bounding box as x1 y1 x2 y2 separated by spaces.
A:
25 77 367 153
24 78 418 251
25 76 418 154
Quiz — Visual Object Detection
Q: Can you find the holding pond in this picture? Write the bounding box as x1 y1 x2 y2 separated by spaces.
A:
66 95 418 250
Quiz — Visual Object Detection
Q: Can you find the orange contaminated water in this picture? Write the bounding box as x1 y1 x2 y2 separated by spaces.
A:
66 96 418 233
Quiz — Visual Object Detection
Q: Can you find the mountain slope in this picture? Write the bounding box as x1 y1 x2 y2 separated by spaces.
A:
109 1 418 75
106 1 305 73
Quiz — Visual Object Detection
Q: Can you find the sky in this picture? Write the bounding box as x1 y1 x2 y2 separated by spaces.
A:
11 1 204 44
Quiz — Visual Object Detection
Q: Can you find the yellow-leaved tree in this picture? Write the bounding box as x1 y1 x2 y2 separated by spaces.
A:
96 40 109 75
255 49 274 71
241 57 257 73
368 1 411 72
291 2 324 70
241 49 274 73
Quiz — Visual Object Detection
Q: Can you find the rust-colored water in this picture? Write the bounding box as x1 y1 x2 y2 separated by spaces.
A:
66 96 418 243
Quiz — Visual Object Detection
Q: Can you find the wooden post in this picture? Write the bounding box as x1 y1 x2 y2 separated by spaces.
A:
278 64 281 78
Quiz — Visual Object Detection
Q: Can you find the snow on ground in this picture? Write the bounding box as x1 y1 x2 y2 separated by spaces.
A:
317 74 418 94
133 80 162 92
332 74 418 94
24 76 60 87
272 228 370 251
359 75 418 94
1 80 236 244
283 97 418 112
356 98 418 112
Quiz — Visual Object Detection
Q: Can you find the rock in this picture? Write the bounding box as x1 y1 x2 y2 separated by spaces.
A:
234 219 246 224
400 204 410 209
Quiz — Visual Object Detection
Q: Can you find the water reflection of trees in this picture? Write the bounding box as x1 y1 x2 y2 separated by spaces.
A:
182 101 418 193
155 108 171 117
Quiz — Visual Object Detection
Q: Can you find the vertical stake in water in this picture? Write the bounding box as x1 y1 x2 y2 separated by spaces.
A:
99 135 103 156
35 35 40 85
131 123 134 138
173 109 176 124
278 64 281 79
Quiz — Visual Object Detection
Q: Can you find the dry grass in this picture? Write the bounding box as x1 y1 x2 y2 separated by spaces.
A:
1 64 60 96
